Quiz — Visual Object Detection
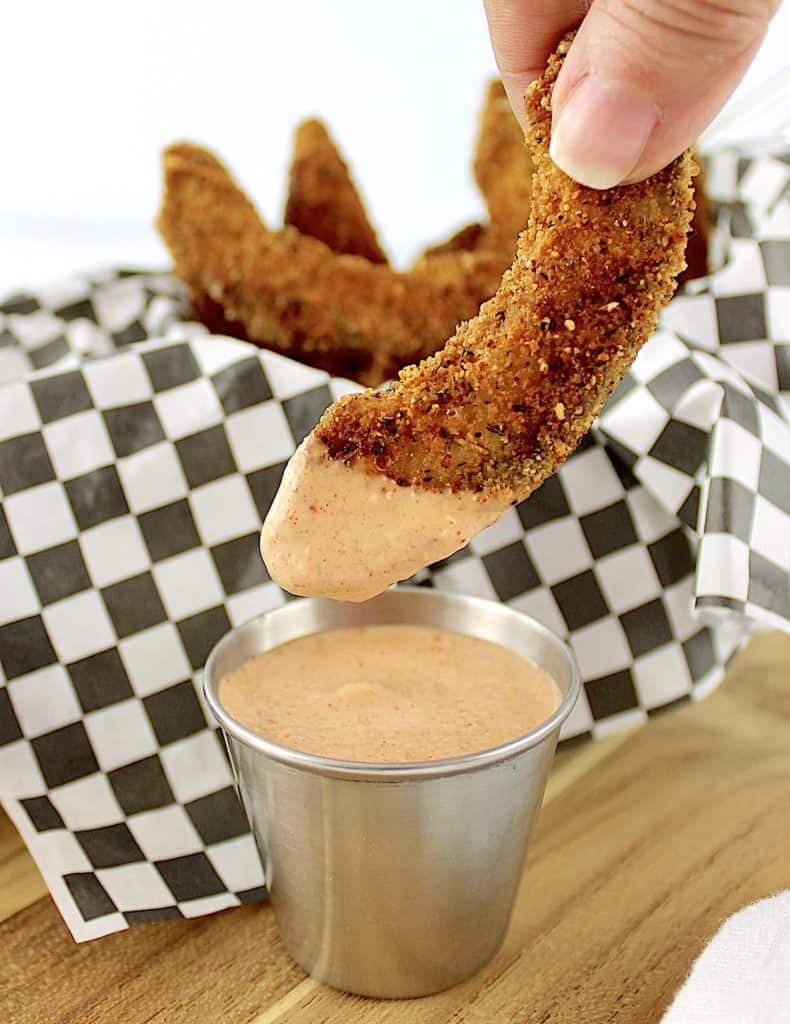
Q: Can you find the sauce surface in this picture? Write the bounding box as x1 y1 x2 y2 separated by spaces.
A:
218 624 561 763
260 437 511 603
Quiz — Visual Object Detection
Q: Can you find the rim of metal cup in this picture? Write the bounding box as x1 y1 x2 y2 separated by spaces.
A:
203 587 580 782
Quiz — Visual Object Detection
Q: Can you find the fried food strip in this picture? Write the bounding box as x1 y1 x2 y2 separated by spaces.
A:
284 118 389 265
158 146 508 385
417 80 532 262
261 32 695 601
154 145 265 340
473 79 534 244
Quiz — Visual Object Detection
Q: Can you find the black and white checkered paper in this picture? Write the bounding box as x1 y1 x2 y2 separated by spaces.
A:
1 149 788 942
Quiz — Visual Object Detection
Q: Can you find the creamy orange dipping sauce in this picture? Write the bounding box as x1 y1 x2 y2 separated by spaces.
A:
218 624 561 763
260 436 512 602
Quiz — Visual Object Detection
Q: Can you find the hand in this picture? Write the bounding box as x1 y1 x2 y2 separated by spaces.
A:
483 0 779 188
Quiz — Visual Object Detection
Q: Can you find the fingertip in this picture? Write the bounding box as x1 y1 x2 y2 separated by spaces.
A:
501 74 537 132
549 75 659 189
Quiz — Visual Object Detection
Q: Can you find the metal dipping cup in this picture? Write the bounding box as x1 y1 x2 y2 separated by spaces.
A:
204 588 580 998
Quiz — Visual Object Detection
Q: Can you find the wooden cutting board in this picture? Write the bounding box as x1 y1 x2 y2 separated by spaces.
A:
1 632 788 1023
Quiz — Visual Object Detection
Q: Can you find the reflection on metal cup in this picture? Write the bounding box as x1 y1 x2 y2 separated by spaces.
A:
204 588 580 998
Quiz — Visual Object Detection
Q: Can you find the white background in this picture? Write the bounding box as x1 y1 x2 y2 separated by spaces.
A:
2 0 789 293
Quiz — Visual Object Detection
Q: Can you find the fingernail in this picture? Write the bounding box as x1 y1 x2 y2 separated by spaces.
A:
550 75 659 189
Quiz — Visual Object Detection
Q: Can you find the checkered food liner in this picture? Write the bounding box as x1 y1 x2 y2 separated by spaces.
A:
0 149 788 942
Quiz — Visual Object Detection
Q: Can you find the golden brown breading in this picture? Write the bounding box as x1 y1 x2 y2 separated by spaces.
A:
314 33 696 498
158 146 509 386
284 118 388 264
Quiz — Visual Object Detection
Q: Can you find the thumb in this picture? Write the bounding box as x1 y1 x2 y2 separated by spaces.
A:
549 0 778 188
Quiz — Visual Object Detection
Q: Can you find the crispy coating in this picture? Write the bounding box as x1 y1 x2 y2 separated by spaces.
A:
315 33 696 497
158 147 508 386
284 118 389 265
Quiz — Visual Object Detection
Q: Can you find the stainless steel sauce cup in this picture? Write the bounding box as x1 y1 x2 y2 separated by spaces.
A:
204 588 580 998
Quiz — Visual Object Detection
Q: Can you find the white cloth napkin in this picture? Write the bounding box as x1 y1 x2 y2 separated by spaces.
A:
662 891 790 1023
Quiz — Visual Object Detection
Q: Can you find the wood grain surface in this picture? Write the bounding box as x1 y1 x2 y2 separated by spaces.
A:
1 633 788 1024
